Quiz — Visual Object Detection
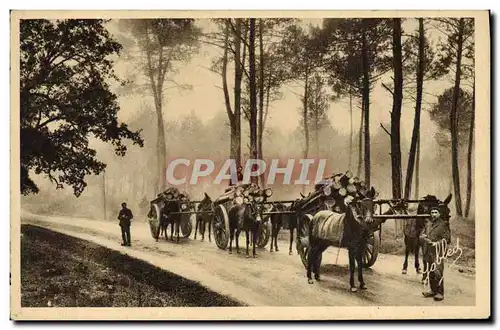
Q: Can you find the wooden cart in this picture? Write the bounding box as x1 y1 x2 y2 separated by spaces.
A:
147 187 194 241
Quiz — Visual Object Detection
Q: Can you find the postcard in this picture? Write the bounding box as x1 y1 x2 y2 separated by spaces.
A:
10 9 490 320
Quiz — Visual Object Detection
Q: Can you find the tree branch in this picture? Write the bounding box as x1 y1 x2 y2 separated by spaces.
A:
381 82 394 96
380 123 391 137
37 116 64 128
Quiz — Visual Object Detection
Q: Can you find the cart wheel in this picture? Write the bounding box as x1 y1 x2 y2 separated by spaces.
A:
213 204 230 250
297 213 313 268
148 203 161 240
363 230 380 268
256 221 271 248
180 213 193 238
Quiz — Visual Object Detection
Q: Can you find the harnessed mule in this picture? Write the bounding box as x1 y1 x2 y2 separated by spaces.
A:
161 200 183 243
227 200 265 257
305 187 384 292
285 199 303 255
381 200 427 275
268 202 288 252
194 193 214 242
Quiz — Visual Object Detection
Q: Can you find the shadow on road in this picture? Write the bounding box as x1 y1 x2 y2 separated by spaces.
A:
320 263 375 277
21 224 244 307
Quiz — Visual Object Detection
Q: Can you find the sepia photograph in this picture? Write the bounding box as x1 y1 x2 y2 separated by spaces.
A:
10 9 491 320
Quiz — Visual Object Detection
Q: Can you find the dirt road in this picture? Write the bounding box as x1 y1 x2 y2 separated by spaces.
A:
21 211 476 307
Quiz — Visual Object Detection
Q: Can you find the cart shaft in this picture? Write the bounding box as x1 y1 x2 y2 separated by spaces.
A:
374 199 428 204
262 211 297 216
373 214 430 219
263 200 297 204
169 211 214 215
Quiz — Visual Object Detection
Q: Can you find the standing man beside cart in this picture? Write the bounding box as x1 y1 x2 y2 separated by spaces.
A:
419 206 451 301
118 202 134 246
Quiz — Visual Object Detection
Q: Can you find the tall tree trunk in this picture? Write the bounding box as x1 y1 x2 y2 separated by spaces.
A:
263 72 272 128
102 169 106 220
404 18 425 199
156 104 166 193
390 18 403 199
357 98 364 178
150 71 166 194
414 135 420 199
361 27 371 187
315 119 319 158
248 19 258 184
302 69 310 193
258 19 265 187
348 90 353 169
221 21 237 168
145 31 167 194
464 79 475 218
233 19 243 169
315 103 320 157
303 70 310 160
451 18 465 216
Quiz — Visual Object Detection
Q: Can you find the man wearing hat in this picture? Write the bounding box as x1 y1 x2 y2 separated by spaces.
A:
419 205 451 301
117 202 134 246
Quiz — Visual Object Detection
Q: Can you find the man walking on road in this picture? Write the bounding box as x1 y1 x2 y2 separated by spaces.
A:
118 202 133 246
420 206 451 301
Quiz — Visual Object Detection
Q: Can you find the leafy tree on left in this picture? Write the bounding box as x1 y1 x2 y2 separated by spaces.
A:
20 19 144 197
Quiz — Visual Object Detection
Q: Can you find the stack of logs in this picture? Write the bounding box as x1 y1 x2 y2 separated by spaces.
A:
149 187 190 219
213 182 260 205
157 187 190 202
294 170 372 214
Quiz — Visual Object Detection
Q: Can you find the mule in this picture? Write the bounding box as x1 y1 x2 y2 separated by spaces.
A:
305 187 383 292
382 200 426 275
285 199 302 255
194 193 214 242
158 211 169 240
227 200 264 257
161 201 183 243
268 202 287 252
379 194 452 276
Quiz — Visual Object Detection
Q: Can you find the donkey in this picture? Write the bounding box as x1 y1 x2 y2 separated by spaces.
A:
284 199 301 255
382 200 427 275
227 200 264 257
270 200 298 255
268 202 287 252
305 187 383 292
194 193 214 242
158 210 169 240
160 200 183 243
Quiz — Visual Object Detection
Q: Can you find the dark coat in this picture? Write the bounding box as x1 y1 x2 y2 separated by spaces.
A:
118 208 133 227
420 217 451 258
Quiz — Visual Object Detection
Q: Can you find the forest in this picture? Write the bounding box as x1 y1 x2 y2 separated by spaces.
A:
20 17 475 224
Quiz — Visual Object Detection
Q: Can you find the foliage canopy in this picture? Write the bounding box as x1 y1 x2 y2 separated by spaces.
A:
20 19 144 197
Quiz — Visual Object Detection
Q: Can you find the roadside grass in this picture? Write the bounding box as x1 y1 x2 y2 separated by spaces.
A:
21 224 243 307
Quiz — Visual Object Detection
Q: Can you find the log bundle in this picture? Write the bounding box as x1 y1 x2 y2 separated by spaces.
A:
213 182 268 206
156 187 190 202
295 170 374 214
